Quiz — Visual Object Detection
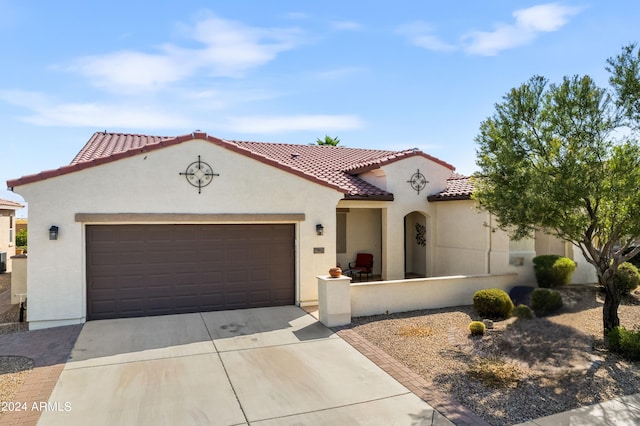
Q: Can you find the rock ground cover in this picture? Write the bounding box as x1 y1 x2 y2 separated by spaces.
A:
350 285 640 426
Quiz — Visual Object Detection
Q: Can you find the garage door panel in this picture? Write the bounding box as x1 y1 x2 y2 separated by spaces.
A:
86 224 295 320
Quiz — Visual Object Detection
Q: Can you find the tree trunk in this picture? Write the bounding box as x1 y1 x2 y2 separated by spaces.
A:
602 279 621 336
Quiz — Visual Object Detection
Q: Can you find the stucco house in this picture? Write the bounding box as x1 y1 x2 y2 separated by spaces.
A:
6 131 594 330
0 198 24 273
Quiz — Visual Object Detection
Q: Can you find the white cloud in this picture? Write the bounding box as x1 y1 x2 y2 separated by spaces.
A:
463 3 581 56
63 13 302 93
69 50 194 93
0 90 362 134
399 3 581 56
514 3 577 32
0 90 194 129
396 21 456 52
224 114 364 133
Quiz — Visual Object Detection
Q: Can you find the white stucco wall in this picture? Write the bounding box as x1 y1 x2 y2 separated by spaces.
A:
351 273 518 317
0 211 17 272
340 158 514 282
431 200 491 276
14 139 343 329
427 199 540 285
376 156 453 280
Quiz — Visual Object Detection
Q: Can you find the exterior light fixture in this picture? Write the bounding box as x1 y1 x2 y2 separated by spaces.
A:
49 225 59 240
316 224 324 236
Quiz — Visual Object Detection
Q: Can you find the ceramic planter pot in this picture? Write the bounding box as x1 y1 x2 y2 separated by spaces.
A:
329 267 342 278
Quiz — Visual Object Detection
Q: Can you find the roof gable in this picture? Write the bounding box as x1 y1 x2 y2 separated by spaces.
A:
0 198 24 209
426 174 474 201
7 131 456 201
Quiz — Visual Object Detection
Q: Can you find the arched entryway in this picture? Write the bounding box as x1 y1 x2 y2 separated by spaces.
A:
404 211 429 278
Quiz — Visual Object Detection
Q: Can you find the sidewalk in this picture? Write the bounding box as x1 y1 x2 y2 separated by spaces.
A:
515 394 640 425
0 288 11 315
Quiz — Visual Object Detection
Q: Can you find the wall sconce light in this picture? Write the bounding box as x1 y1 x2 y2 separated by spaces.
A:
49 225 59 240
316 224 324 236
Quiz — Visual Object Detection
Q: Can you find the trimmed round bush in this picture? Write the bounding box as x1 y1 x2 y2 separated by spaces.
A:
606 326 640 361
613 262 640 295
469 321 486 336
530 288 563 316
512 304 534 320
533 255 576 288
473 288 514 320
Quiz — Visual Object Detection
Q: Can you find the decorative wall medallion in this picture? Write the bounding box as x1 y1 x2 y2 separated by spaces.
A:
179 155 219 194
407 169 428 194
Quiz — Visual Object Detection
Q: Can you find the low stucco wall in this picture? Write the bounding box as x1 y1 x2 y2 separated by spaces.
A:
10 255 27 304
350 273 518 317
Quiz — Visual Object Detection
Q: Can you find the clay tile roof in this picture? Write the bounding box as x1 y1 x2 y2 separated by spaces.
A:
71 132 172 164
427 174 475 201
0 198 24 209
7 131 455 201
227 141 412 199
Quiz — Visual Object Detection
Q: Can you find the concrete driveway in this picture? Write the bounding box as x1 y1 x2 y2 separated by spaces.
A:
37 306 451 425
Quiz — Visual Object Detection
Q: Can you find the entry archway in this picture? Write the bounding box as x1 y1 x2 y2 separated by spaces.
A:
404 211 429 278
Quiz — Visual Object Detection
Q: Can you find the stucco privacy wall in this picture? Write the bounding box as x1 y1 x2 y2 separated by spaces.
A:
350 273 518 317
14 139 343 329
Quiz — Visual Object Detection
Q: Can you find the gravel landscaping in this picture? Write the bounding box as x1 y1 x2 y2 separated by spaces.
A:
350 285 640 426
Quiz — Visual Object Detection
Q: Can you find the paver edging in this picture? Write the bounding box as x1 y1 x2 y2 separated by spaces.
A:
335 327 491 426
0 324 82 426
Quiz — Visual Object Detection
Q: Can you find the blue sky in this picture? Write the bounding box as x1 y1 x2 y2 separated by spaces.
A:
2 1 639 215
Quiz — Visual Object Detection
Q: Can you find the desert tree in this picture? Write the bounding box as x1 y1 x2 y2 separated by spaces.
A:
473 47 640 335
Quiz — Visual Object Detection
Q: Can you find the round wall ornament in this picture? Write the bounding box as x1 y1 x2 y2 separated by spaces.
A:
179 155 219 193
407 169 428 194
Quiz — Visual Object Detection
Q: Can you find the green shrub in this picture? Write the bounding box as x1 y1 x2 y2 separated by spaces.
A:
473 288 514 320
606 326 640 361
613 262 640 295
532 255 576 288
530 288 563 316
512 304 534 320
15 229 27 248
469 321 486 336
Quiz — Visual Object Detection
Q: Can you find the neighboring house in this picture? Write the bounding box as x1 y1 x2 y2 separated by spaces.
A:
6 131 595 330
0 198 25 273
16 218 28 234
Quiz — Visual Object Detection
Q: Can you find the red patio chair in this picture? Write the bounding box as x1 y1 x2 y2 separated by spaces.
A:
348 253 374 281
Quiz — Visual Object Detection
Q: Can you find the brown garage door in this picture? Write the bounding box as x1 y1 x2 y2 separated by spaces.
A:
86 224 295 320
